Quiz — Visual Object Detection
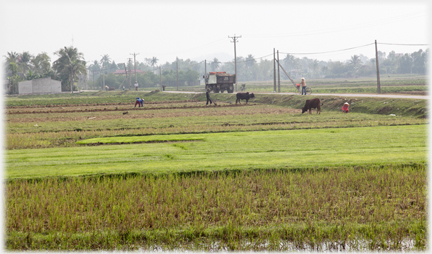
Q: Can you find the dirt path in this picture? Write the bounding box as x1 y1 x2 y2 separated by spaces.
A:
162 91 428 100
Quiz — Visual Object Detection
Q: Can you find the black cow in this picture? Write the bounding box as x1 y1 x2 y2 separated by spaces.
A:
302 98 323 114
236 92 255 104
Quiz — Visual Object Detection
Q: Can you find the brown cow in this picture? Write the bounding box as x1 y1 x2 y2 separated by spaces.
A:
302 98 323 114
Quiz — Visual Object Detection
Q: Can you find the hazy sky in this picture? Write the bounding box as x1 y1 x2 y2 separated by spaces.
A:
0 0 430 66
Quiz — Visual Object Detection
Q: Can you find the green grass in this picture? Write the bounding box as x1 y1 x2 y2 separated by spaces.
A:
6 165 426 251
6 125 426 179
76 133 205 144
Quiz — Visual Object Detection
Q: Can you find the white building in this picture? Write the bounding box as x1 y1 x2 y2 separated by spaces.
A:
18 78 62 95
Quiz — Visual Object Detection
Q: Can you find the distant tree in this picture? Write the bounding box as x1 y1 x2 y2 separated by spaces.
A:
283 54 300 71
144 58 152 66
244 55 257 80
53 46 87 92
31 52 51 77
17 51 33 74
310 60 320 78
100 54 111 75
5 51 19 63
245 55 256 67
90 60 100 70
411 49 427 74
348 55 362 75
150 57 158 68
109 61 118 73
327 61 348 77
7 62 18 76
398 54 413 74
100 54 111 66
210 58 220 71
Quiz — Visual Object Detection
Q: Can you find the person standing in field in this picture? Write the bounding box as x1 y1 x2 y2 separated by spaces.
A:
301 78 307 95
206 89 212 105
134 81 138 91
342 102 349 113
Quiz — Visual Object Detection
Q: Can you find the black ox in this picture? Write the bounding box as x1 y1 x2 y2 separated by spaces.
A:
236 92 255 104
302 98 323 114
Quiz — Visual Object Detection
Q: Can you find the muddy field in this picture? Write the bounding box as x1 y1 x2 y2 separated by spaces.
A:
6 103 300 124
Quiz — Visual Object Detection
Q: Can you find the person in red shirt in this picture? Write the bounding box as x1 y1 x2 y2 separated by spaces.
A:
342 102 349 113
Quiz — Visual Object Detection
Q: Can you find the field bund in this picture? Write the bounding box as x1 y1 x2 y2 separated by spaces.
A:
6 124 426 179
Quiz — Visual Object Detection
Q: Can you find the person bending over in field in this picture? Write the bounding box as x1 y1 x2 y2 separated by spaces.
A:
135 97 144 108
206 89 212 105
342 102 349 113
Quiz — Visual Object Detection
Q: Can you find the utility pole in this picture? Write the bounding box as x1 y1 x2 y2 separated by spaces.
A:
229 34 241 92
127 58 132 90
375 40 381 94
130 52 139 83
273 48 276 92
277 50 281 93
205 59 207 74
176 57 179 91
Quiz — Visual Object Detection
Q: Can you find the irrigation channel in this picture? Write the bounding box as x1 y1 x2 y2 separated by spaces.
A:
137 238 417 252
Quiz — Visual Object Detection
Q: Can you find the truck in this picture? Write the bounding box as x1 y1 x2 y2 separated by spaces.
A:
203 72 235 93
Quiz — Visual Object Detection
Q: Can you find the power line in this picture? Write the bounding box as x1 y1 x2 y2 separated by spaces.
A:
280 43 374 56
157 38 226 56
244 11 425 39
378 43 429 46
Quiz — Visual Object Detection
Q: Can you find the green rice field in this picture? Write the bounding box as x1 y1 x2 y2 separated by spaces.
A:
5 86 428 251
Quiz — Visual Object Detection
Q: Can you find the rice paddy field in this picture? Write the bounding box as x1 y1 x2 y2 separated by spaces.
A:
177 75 428 95
5 85 428 251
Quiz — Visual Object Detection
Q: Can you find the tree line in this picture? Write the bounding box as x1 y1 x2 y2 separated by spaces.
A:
3 46 428 94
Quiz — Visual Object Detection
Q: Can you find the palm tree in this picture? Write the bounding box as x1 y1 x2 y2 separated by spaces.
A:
100 54 110 64
18 51 33 74
53 46 87 93
66 58 87 93
5 51 19 63
100 54 111 71
150 57 158 68
349 55 362 73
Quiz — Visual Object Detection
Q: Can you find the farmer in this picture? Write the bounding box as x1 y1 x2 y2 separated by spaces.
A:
296 83 300 93
301 78 307 95
134 81 138 91
105 85 109 91
342 102 349 113
206 89 212 105
135 97 144 108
